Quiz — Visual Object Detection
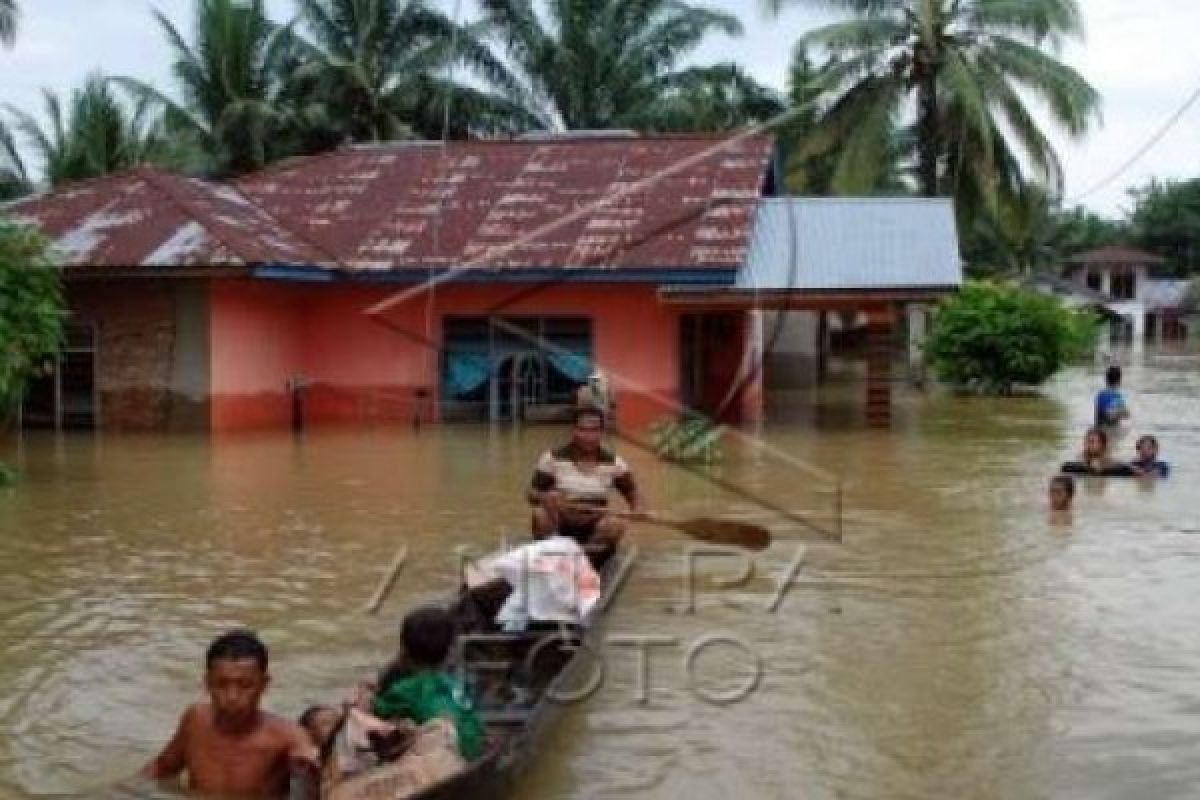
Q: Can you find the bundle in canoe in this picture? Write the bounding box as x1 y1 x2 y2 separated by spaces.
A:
320 547 633 800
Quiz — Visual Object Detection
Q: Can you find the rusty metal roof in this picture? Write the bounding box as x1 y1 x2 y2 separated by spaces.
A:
5 168 332 268
237 134 773 272
4 134 773 275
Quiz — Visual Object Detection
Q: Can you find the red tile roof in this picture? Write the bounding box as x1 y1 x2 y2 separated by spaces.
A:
1065 245 1166 265
5 168 332 268
4 133 774 274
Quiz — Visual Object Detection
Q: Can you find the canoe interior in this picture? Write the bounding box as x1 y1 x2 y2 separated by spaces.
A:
322 548 631 800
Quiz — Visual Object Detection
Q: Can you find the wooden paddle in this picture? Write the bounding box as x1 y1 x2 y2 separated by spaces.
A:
363 544 408 615
563 503 771 551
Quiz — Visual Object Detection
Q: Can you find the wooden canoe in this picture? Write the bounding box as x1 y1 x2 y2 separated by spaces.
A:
321 547 634 800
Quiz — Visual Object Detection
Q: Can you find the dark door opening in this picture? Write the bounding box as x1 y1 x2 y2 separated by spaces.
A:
680 312 746 423
20 323 98 430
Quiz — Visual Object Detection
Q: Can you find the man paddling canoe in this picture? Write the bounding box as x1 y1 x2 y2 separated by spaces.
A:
527 405 649 567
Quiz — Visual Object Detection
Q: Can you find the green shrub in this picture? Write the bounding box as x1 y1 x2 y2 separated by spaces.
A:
649 414 724 464
925 281 1100 394
0 219 63 412
0 219 64 478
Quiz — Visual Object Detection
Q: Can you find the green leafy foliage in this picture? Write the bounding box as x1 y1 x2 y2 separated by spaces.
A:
3 72 184 188
286 0 536 145
0 220 65 416
479 0 774 132
964 192 1128 276
0 0 17 48
765 0 1100 222
1128 178 1200 276
0 461 14 486
649 414 724 464
925 282 1099 394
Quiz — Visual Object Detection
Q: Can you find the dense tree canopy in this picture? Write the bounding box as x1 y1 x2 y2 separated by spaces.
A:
479 0 776 131
764 0 1101 220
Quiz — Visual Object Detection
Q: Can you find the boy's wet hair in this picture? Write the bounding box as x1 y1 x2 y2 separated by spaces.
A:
1137 434 1159 450
400 606 456 668
1105 365 1122 387
206 629 268 671
1050 474 1076 498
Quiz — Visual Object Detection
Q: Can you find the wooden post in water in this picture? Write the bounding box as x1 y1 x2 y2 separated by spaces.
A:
865 306 895 428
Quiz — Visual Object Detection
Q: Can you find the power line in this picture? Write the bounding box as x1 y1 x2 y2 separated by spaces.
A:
1067 75 1200 204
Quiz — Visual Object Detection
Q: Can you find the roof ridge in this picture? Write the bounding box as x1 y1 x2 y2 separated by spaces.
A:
235 146 358 185
135 168 263 265
138 169 344 268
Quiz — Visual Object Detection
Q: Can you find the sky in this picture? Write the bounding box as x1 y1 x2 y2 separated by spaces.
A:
2 0 1199 216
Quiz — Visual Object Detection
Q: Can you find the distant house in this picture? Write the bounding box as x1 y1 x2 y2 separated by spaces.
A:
1143 279 1192 342
5 133 962 433
1061 245 1171 350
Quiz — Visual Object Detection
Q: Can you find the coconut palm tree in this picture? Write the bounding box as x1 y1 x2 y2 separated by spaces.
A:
763 0 1100 211
964 182 1061 274
0 119 31 199
290 0 536 142
120 0 298 176
478 0 771 131
0 0 17 48
636 63 785 133
4 73 175 187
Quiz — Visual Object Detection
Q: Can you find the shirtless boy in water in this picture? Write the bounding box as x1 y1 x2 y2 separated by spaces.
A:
143 629 317 798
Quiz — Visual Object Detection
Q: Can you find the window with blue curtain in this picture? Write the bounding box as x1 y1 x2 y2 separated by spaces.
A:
441 316 593 417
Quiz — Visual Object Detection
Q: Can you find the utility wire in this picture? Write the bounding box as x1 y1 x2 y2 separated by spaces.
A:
1067 75 1200 204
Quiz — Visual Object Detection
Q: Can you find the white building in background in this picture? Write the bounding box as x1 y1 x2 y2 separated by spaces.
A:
1062 245 1170 353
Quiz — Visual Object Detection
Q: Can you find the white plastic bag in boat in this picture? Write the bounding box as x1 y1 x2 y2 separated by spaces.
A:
477 536 601 630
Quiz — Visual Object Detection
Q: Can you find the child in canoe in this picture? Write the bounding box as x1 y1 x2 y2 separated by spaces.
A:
142 629 318 798
367 606 484 762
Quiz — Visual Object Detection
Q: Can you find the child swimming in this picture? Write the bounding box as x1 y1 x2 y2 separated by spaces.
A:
1131 434 1170 478
1049 474 1075 512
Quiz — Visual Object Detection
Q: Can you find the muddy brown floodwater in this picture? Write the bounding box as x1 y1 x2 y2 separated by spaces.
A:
2 354 1199 800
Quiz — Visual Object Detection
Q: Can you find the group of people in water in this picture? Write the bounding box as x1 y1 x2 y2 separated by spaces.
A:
142 608 483 799
140 404 644 799
1048 366 1171 516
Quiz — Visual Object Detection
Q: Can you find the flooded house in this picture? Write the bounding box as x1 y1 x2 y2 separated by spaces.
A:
5 133 962 434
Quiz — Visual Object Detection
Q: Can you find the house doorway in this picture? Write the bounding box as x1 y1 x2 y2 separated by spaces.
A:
680 312 749 423
20 323 98 430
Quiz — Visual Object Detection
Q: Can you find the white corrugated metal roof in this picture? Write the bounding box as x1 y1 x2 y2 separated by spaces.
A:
737 197 963 291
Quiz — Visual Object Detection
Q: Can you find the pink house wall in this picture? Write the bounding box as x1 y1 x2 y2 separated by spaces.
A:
209 280 303 431
206 278 759 432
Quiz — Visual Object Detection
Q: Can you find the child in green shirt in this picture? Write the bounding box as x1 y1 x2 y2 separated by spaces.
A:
372 606 484 761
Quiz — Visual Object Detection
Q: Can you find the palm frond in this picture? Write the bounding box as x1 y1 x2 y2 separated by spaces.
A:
0 0 19 47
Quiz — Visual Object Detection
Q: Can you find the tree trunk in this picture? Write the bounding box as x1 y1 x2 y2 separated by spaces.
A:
916 57 939 197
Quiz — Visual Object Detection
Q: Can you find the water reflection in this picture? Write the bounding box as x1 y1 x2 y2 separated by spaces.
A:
1 354 1199 799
